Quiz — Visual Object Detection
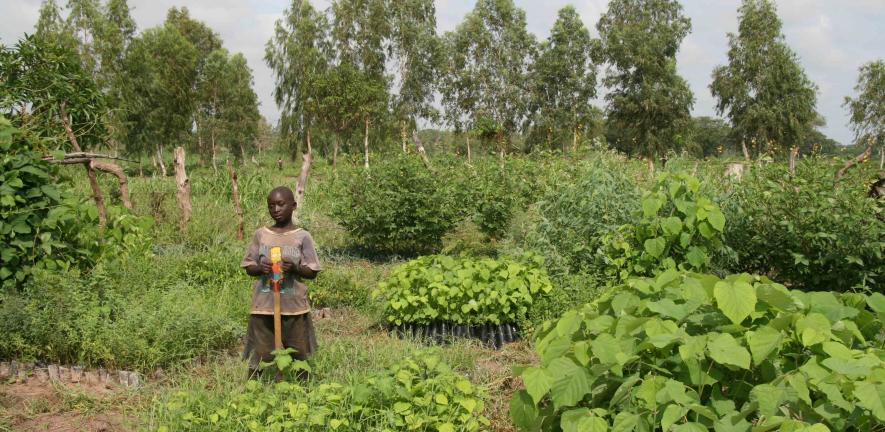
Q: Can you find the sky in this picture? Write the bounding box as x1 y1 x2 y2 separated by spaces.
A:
2 0 883 145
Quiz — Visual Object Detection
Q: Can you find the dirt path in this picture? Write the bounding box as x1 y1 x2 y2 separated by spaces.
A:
0 377 137 431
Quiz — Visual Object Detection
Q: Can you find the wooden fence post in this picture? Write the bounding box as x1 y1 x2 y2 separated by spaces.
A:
173 146 192 232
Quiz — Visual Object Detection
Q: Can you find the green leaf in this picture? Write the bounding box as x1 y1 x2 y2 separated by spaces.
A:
662 404 687 431
509 391 540 431
787 374 812 406
795 313 831 347
707 333 750 370
561 408 608 432
751 384 785 417
611 411 638 432
707 210 725 231
685 247 707 269
643 196 663 217
853 381 885 421
549 357 593 410
437 423 455 432
713 281 756 325
745 326 782 365
591 333 622 365
661 217 683 236
644 237 666 258
523 366 553 405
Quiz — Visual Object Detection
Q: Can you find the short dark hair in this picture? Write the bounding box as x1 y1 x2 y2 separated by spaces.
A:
268 186 295 202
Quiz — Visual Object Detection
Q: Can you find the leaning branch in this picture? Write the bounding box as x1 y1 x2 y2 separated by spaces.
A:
60 102 107 231
835 144 873 181
411 131 433 170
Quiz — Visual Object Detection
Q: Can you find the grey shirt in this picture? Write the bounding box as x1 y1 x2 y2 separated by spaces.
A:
240 227 322 315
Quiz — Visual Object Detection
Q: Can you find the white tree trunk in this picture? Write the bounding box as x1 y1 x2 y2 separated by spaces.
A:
364 117 370 170
156 146 167 177
211 130 217 173
466 134 472 163
173 146 192 232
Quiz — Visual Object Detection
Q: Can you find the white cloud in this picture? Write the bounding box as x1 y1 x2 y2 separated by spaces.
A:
2 0 882 144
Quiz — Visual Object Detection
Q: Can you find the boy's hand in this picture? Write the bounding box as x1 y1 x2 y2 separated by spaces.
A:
259 257 273 275
281 257 296 274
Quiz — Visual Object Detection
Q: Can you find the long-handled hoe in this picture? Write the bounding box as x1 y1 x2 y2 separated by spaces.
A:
270 247 284 351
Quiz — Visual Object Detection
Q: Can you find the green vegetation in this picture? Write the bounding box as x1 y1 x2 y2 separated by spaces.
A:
374 254 553 326
511 270 885 431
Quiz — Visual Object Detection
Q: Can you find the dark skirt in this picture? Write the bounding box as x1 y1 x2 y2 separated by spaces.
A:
243 313 318 369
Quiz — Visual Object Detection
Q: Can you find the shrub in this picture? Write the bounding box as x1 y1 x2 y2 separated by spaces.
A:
0 117 153 292
599 172 728 281
308 265 369 309
510 270 885 431
157 350 489 432
722 162 884 291
373 255 553 326
522 158 639 275
333 154 458 255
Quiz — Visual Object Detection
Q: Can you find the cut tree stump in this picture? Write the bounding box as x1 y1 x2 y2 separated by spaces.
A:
173 146 192 232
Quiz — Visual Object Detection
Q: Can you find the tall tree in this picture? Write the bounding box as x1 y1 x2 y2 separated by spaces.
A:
710 0 818 159
441 0 536 153
221 53 261 161
35 0 69 41
265 0 331 159
120 24 198 161
389 0 442 149
597 0 694 165
844 60 885 154
530 5 598 152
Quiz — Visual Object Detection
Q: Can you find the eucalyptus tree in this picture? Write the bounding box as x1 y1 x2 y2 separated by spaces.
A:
844 59 885 163
530 5 598 152
597 0 694 166
265 0 332 159
710 0 818 159
441 0 536 154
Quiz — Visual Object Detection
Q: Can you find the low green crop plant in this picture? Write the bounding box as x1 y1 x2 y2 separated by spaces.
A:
157 350 489 432
373 255 553 326
600 172 728 281
510 270 885 431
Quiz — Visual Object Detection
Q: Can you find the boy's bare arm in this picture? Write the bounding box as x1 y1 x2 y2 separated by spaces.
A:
281 257 318 279
245 257 272 277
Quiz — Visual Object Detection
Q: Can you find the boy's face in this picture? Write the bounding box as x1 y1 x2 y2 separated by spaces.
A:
267 191 295 224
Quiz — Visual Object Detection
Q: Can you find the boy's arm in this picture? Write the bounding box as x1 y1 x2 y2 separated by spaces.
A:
294 232 322 279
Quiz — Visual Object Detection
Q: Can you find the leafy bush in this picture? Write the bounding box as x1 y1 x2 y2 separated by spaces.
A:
510 270 885 431
722 163 884 291
0 117 152 291
522 158 639 274
373 255 553 326
600 172 728 281
333 154 458 255
157 350 489 432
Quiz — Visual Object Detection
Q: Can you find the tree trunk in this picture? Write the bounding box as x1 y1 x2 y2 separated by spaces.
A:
401 120 408 153
306 128 313 155
835 144 873 180
741 140 751 160
572 126 579 153
647 158 655 174
789 147 799 175
60 102 106 231
227 161 245 241
295 152 312 211
211 130 217 173
173 146 192 232
333 135 339 170
156 146 167 176
880 145 884 170
466 134 472 164
364 117 370 170
411 131 433 170
91 161 132 210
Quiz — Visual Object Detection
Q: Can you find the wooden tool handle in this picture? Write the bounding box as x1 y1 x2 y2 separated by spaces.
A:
272 281 283 350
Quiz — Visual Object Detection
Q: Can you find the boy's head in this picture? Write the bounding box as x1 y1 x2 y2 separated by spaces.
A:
267 186 296 225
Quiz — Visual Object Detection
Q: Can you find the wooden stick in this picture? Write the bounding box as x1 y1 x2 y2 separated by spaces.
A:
789 147 799 176
411 130 433 170
173 146 192 232
91 160 132 210
60 102 107 231
273 284 283 350
835 144 873 180
227 161 245 241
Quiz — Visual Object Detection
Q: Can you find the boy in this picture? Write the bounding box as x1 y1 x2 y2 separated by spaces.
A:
241 186 321 378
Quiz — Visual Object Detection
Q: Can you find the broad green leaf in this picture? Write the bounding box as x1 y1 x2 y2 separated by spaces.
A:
787 374 812 406
745 326 782 365
437 423 455 432
853 381 885 421
672 423 708 432
647 298 696 321
609 375 641 409
611 411 639 432
751 384 785 417
557 310 581 337
509 391 540 431
707 333 750 369
661 216 683 236
662 404 687 431
549 357 593 410
707 210 725 231
756 283 798 311
644 237 666 258
795 313 831 347
866 293 885 314
685 247 707 269
561 408 608 432
591 333 621 365
713 281 756 325
522 367 553 404
643 196 663 217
